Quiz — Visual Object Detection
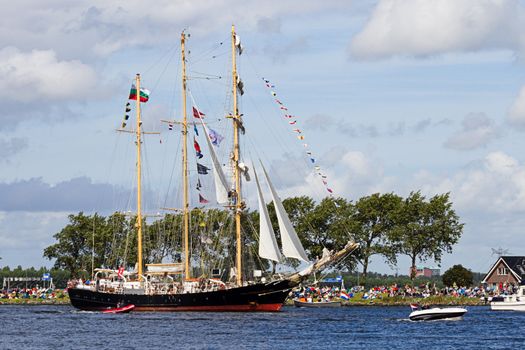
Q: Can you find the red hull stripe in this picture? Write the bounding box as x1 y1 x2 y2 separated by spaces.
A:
129 303 283 312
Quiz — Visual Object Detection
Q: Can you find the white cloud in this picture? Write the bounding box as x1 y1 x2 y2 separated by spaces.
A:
275 149 393 201
279 148 525 217
415 151 525 213
444 112 501 150
350 0 525 59
0 47 98 103
1 1 349 58
508 85 525 128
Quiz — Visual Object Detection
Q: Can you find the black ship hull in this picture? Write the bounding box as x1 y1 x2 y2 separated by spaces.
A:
69 279 295 312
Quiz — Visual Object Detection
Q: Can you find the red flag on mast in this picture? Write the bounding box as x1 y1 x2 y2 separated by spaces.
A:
193 107 205 119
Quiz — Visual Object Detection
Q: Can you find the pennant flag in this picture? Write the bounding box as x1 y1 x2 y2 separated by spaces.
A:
194 138 202 153
208 128 224 146
271 91 277 96
280 106 288 111
125 102 131 112
193 122 199 136
199 194 210 204
121 122 126 128
237 80 244 95
315 166 321 170
289 120 297 125
298 135 305 140
327 188 333 193
168 123 173 130
193 106 205 119
275 99 283 105
310 158 315 163
197 163 210 175
293 129 302 133
303 143 308 147
322 180 328 185
196 178 202 191
306 151 312 155
129 84 150 103
234 34 243 55
124 115 129 120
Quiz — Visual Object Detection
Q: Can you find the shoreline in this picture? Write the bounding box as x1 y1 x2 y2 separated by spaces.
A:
1 296 486 307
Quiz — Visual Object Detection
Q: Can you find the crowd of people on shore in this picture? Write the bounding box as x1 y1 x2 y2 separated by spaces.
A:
294 282 496 302
0 287 64 300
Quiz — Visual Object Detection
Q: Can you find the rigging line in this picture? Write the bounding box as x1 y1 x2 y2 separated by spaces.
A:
143 44 179 75
191 48 230 64
245 67 331 200
150 47 179 94
188 70 223 79
188 38 227 64
107 129 124 215
161 130 182 209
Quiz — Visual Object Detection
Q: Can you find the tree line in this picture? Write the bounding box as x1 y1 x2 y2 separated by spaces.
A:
42 191 464 281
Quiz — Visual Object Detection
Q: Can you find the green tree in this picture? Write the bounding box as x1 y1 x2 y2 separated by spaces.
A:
43 212 97 277
392 192 464 279
301 197 358 270
442 264 473 287
43 212 137 277
352 193 402 280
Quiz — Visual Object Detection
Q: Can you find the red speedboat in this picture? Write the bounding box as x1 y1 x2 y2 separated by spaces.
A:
102 304 135 314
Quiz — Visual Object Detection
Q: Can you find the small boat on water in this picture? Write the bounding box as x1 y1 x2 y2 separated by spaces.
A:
293 299 341 308
490 285 525 311
408 304 467 321
102 304 135 314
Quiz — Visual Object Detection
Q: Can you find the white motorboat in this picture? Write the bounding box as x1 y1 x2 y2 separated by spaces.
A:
490 285 525 311
409 305 467 321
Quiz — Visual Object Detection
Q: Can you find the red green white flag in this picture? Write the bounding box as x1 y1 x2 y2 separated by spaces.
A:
129 84 150 103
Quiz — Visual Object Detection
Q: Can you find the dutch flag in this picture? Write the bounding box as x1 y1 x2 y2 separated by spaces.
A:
340 291 350 300
410 303 419 311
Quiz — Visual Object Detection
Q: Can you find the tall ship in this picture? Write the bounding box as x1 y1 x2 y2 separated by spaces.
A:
68 26 358 312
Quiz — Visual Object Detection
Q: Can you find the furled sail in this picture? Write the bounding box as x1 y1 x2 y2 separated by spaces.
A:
260 163 309 263
253 167 282 262
200 120 230 204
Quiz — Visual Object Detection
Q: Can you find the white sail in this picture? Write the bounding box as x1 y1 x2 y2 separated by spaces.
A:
200 120 230 204
260 163 309 263
253 167 282 262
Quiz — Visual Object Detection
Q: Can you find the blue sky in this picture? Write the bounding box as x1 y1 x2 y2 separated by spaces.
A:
2 0 525 275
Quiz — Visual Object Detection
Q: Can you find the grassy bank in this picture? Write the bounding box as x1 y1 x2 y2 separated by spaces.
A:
287 293 486 306
0 296 70 305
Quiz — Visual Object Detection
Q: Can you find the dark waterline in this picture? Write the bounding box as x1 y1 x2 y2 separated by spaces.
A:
0 305 523 349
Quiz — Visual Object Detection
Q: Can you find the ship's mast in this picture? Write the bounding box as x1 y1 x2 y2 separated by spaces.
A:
231 25 243 287
181 31 191 280
135 73 144 280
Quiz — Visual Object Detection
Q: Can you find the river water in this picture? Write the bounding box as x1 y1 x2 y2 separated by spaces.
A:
0 304 523 349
